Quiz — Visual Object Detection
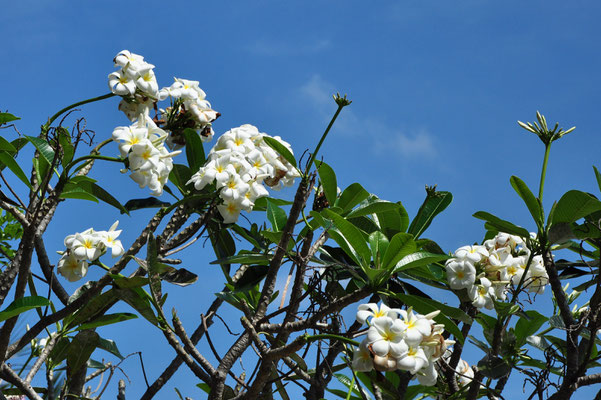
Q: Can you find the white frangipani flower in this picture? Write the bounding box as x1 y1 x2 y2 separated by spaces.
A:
469 277 495 309
57 253 89 282
445 259 476 290
356 303 399 324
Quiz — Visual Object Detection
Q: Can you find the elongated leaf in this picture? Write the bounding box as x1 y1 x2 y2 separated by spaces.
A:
594 166 601 193
183 128 205 170
510 176 543 227
337 183 370 213
59 187 98 202
89 183 129 214
67 330 99 374
158 265 198 286
0 151 32 189
124 197 170 212
111 275 149 289
266 200 287 232
96 337 125 359
25 135 55 164
322 209 371 268
478 354 511 379
211 253 271 266
408 189 452 238
263 136 297 167
113 287 159 326
515 310 548 346
394 252 450 273
65 289 117 329
169 163 193 193
0 137 17 153
0 296 50 322
553 190 601 224
314 160 337 205
346 199 399 219
76 313 138 331
369 231 389 268
473 211 530 237
58 128 74 168
372 202 409 238
381 233 415 270
0 112 20 125
394 293 465 342
253 196 292 211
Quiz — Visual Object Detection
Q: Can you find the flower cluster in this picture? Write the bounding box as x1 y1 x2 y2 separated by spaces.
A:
108 50 219 195
159 78 219 143
352 303 453 386
112 115 181 196
187 124 300 223
445 232 549 309
57 221 124 282
109 50 159 119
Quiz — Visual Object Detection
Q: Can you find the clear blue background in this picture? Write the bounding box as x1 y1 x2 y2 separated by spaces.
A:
2 1 601 398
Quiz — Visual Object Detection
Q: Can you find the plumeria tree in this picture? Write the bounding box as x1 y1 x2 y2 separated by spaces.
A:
0 50 600 400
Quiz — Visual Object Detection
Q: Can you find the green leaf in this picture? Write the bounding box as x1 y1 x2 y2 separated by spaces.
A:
59 186 98 202
346 199 400 219
124 197 170 212
0 137 17 153
266 200 287 232
25 135 55 165
32 155 50 184
0 151 32 189
0 113 20 125
89 183 129 215
314 160 337 205
211 253 272 266
253 196 292 211
65 289 116 329
515 310 548 346
113 287 159 326
183 128 205 170
58 128 74 168
553 190 601 224
158 265 198 287
0 296 50 322
110 274 149 289
322 209 371 269
381 233 416 270
76 313 138 331
263 136 297 167
337 183 370 213
231 265 270 291
67 330 100 374
510 176 543 228
371 201 409 238
394 293 465 343
477 354 511 379
408 190 452 238
393 251 450 273
368 231 389 268
473 211 530 237
594 166 601 193
169 164 193 193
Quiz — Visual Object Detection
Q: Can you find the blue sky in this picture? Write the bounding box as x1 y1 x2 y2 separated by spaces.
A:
3 0 601 398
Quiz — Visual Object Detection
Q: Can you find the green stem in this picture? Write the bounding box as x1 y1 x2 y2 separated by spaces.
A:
64 139 122 176
538 143 552 202
305 333 359 347
44 93 115 130
345 374 356 400
305 104 345 177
